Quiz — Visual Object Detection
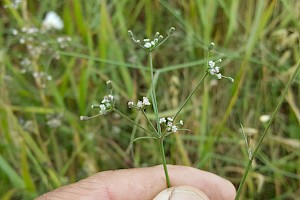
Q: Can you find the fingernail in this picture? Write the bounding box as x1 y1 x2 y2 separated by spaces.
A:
153 186 209 200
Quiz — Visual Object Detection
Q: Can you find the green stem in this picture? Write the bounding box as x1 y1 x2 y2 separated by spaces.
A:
133 136 157 142
113 108 155 137
141 109 158 136
235 61 300 200
148 52 170 187
149 52 162 135
174 73 208 120
159 138 171 187
173 49 212 121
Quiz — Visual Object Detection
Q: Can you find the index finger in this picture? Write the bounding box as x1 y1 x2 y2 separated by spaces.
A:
37 165 236 200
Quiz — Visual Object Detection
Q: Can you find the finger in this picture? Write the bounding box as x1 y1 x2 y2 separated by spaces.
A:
36 165 236 200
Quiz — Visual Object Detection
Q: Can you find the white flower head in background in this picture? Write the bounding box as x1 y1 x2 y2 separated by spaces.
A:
259 114 270 123
42 11 64 30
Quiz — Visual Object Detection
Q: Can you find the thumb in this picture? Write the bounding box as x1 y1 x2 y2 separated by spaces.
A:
153 186 210 200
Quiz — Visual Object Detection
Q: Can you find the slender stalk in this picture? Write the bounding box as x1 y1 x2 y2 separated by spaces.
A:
235 61 300 200
113 108 155 137
174 48 213 121
141 109 157 134
159 138 171 188
174 73 208 120
148 52 171 187
133 136 157 142
149 52 162 135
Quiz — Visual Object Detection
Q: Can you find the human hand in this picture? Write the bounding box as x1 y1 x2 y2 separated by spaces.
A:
36 165 236 200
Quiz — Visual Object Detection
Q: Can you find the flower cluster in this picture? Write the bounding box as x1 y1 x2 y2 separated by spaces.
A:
80 81 115 120
159 117 183 133
207 59 234 82
91 94 114 115
208 59 222 79
128 97 151 109
128 27 175 52
142 37 162 49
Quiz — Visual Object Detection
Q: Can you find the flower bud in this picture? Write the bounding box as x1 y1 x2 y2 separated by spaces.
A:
208 42 215 51
106 80 113 90
155 32 160 38
80 116 89 121
128 30 133 37
168 27 175 35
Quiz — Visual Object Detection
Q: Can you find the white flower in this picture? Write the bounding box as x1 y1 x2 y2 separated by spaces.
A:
208 60 215 68
107 95 114 101
101 98 108 104
259 115 270 123
42 11 64 30
99 104 106 115
11 29 18 35
128 101 134 108
216 73 222 79
179 120 183 125
57 37 63 43
47 75 52 81
137 100 143 108
19 38 25 44
228 77 234 82
33 72 39 78
171 125 178 133
167 122 173 127
142 97 151 106
209 68 216 75
159 118 166 124
27 27 39 34
144 42 152 49
167 117 174 122
100 104 106 109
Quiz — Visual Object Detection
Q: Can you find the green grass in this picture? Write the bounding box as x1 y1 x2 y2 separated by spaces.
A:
0 0 299 199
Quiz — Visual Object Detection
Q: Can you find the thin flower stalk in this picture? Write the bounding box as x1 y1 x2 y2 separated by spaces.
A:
148 51 171 187
113 108 157 138
149 52 162 136
173 73 208 121
141 109 157 134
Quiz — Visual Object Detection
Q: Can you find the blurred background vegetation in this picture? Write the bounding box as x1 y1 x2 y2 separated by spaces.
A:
0 0 299 199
